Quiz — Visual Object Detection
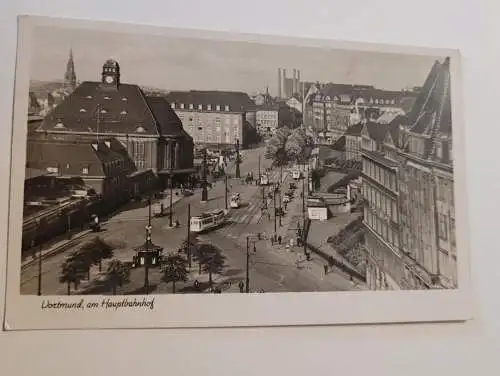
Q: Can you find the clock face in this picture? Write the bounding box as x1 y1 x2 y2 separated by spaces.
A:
105 75 114 84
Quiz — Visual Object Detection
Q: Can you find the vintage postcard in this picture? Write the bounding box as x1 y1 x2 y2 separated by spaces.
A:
3 15 472 330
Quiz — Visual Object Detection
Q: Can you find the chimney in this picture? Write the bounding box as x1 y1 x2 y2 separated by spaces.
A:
292 68 297 94
282 69 287 98
278 68 282 99
297 70 301 86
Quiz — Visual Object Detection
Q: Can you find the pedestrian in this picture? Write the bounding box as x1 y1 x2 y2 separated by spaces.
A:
271 237 274 246
238 280 244 293
324 264 328 275
267 212 271 221
194 279 200 291
278 235 282 245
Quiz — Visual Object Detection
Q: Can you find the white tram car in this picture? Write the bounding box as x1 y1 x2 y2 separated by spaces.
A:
230 193 241 208
190 209 227 233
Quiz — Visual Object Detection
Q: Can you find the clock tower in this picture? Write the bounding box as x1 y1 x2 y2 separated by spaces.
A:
101 59 120 88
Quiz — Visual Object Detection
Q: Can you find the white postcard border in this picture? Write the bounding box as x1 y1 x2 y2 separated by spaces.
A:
3 15 473 330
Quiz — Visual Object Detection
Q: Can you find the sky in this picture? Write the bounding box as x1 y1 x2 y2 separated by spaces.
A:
29 25 446 95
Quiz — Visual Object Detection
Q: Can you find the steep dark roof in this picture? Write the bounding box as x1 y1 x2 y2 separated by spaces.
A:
165 90 255 112
26 138 134 178
365 121 389 142
407 58 452 136
145 96 184 136
331 135 346 151
38 81 161 136
345 122 364 136
387 115 406 147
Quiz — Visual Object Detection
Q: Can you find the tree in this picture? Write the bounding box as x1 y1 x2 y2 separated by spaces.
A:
104 259 131 295
285 129 307 162
194 244 226 286
161 254 189 293
59 251 87 295
79 236 114 275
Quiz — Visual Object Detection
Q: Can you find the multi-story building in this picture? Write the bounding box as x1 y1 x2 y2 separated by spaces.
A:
255 104 280 137
165 90 255 148
398 57 456 289
361 57 456 290
361 118 406 290
344 122 364 161
26 137 155 204
36 58 194 188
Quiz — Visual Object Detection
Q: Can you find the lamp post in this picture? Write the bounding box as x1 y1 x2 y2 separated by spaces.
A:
245 236 258 293
35 219 42 296
235 139 241 179
169 168 174 228
273 186 277 235
225 174 228 210
186 203 192 269
201 148 208 202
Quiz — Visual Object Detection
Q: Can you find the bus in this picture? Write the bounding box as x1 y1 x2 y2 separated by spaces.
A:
190 209 227 233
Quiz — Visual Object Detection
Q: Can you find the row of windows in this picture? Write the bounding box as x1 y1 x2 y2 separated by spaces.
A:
436 176 454 205
312 96 397 105
172 103 231 112
362 182 398 223
364 208 400 249
362 158 397 192
438 213 456 245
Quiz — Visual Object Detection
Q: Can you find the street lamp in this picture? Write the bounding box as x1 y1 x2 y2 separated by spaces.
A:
201 148 208 202
245 235 259 293
235 138 241 179
169 167 174 228
34 219 42 296
132 199 163 294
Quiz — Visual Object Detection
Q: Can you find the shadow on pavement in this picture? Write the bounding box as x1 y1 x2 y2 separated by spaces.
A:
222 268 243 277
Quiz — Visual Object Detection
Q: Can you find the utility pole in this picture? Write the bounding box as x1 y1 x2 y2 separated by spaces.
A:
201 148 208 202
187 203 192 269
144 201 153 295
245 236 250 293
225 174 228 210
169 169 174 227
273 187 277 235
302 176 308 258
235 139 241 179
36 220 42 296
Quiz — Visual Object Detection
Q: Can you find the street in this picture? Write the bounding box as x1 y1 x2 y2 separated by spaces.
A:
20 147 357 295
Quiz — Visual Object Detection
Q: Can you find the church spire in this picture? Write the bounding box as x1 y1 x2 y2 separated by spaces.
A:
64 48 77 90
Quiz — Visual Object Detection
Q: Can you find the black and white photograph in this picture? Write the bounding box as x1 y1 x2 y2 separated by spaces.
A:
4 16 471 330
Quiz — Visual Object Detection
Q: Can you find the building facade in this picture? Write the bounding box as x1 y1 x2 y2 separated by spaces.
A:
361 57 456 290
36 59 194 188
361 120 404 290
256 105 279 137
165 90 255 148
344 122 364 161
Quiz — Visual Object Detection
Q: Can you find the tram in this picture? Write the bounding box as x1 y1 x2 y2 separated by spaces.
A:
230 193 241 208
190 209 227 233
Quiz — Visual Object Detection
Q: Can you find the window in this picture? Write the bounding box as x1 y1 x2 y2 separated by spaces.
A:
171 103 176 109
120 110 127 115
216 105 221 111
438 214 448 240
79 108 86 113
180 103 185 109
82 167 89 175
198 104 203 110
450 217 456 245
100 109 108 114
122 97 128 101
86 95 93 99
104 96 111 100
208 104 212 111
189 104 194 110
225 105 230 111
